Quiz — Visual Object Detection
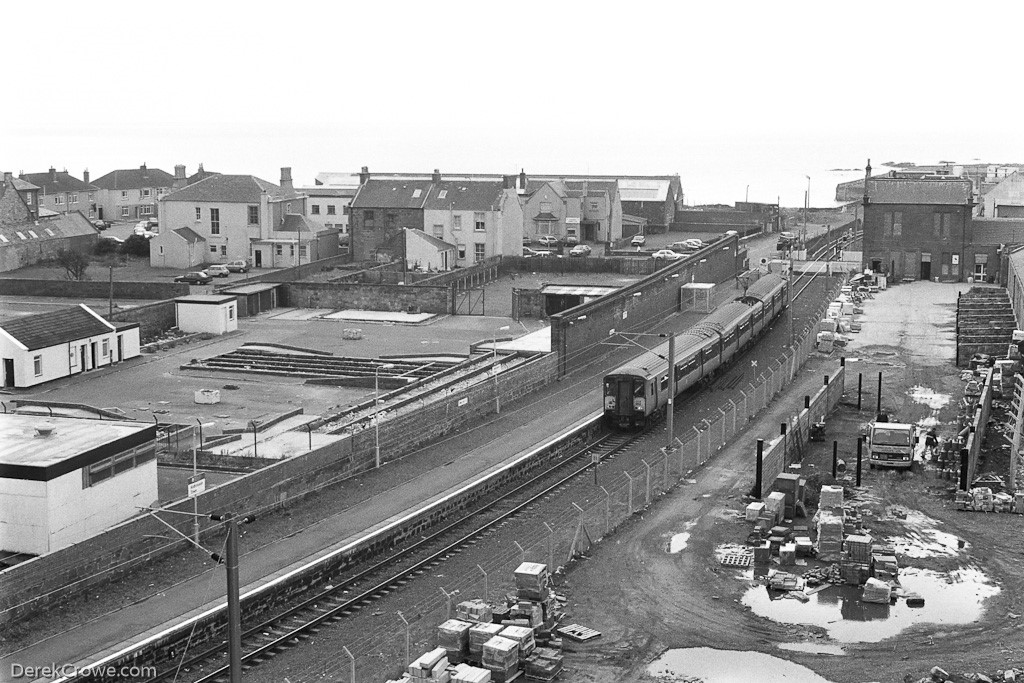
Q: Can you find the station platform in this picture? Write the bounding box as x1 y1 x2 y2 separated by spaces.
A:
2 282 745 679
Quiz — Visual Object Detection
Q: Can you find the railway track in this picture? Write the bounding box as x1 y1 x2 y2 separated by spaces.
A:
152 431 636 683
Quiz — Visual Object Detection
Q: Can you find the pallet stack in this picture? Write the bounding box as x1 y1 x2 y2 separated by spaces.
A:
408 648 451 683
438 619 474 664
451 663 492 683
499 625 536 658
481 636 520 683
814 511 844 561
469 623 504 662
511 563 560 632
522 647 563 682
457 599 494 624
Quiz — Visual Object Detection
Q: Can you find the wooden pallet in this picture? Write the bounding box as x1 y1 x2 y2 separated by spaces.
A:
556 624 601 642
719 553 752 568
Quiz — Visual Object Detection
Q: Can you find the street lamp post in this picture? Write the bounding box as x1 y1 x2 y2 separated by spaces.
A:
493 325 510 414
804 175 811 232
375 362 396 468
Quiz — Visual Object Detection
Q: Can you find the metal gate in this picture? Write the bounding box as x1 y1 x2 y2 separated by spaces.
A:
455 287 485 315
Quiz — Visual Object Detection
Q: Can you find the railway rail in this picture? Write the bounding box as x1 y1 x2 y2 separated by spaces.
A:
60 267 839 683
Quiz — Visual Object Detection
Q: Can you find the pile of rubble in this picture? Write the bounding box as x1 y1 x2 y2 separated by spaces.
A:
909 664 1022 683
389 562 569 683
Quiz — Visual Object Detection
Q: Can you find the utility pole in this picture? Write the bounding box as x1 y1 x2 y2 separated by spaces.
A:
666 333 676 451
209 513 255 683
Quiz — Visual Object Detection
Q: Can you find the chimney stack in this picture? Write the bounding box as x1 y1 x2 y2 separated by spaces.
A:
4 171 13 186
174 164 186 179
503 175 513 190
863 158 872 208
359 166 370 185
519 169 527 190
432 168 441 184
49 167 57 182
140 163 147 172
280 166 294 194
83 169 90 184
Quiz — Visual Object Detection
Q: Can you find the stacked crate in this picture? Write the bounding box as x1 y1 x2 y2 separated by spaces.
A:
408 648 450 683
438 619 474 664
499 625 536 658
819 485 844 510
451 663 492 683
771 473 805 519
457 599 494 624
814 511 844 560
481 636 520 683
512 563 559 631
469 623 504 663
522 647 563 682
764 492 787 525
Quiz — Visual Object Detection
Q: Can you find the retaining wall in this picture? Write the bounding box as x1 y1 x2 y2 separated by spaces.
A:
281 281 453 314
0 278 188 300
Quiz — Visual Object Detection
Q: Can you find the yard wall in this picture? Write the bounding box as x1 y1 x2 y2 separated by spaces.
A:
0 278 187 300
280 282 453 314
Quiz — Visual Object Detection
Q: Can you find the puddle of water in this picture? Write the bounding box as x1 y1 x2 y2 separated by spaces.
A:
741 567 998 643
909 386 951 411
887 509 968 558
777 642 846 656
647 647 834 682
667 521 697 553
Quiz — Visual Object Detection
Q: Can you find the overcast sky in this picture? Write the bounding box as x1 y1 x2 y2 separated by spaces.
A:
3 1 1021 206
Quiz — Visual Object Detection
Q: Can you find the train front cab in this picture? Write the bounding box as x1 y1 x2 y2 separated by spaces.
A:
604 373 648 429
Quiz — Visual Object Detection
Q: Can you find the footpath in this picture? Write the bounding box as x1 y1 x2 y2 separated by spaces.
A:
1 281 810 680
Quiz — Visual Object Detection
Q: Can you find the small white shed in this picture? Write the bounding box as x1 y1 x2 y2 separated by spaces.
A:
174 294 238 335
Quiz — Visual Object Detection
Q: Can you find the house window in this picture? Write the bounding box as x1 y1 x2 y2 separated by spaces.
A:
228 305 235 320
142 189 151 198
276 244 283 256
210 208 220 234
385 212 397 228
140 205 153 216
210 246 217 253
158 245 164 255
537 221 554 235
892 211 902 237
121 190 129 199
88 192 95 202
27 230 38 238
53 194 62 205
33 355 42 376
102 340 109 357
474 212 485 232
412 189 422 198
195 207 202 221
363 210 375 228
540 201 552 213
248 205 259 224
286 202 292 214
438 190 448 199
70 193 78 204
44 228 54 236
457 243 466 259
433 224 444 238
453 215 462 231
121 206 130 217
69 347 77 368
289 244 295 257
299 245 307 258
16 231 26 240
25 193 32 205
327 205 336 215
883 212 893 237
589 201 598 210
933 212 953 240
88 208 95 217
220 245 226 256
474 244 485 262
311 204 321 215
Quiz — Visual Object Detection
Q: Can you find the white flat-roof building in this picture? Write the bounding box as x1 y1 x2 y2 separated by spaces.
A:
174 294 238 335
0 414 158 556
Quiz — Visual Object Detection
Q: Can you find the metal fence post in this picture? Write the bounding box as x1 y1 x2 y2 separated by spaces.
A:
642 459 652 505
662 453 670 491
624 473 634 514
730 399 738 436
600 486 611 535
343 646 355 683
719 407 728 446
514 541 526 565
544 522 555 570
397 612 411 669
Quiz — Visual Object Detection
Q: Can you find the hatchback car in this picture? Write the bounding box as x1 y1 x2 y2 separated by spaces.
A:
225 260 250 273
537 235 559 247
206 264 230 278
630 234 647 246
565 234 579 245
651 249 683 260
174 271 213 285
569 244 592 257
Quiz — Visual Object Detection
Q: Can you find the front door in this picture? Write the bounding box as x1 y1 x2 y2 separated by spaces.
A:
921 260 931 280
90 342 98 369
254 250 263 268
80 345 88 371
3 358 13 387
116 334 123 363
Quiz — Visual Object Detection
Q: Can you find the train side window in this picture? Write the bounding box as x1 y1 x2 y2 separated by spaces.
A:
660 374 669 391
649 381 655 395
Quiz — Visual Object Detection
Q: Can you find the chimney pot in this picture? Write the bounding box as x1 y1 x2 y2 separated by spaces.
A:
140 163 147 171
4 171 12 185
50 167 57 182
432 168 441 183
174 164 186 179
519 169 527 189
83 169 90 184
359 166 370 184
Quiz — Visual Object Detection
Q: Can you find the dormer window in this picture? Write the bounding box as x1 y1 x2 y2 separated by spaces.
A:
412 189 422 198
438 190 447 199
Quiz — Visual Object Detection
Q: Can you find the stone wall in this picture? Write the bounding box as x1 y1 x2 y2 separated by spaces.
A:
107 300 178 340
281 281 453 314
0 278 188 300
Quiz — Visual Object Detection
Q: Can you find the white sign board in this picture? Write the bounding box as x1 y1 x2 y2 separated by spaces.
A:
188 474 206 498
458 397 469 407
565 217 581 224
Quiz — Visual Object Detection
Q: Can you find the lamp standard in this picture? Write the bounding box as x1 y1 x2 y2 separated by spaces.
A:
804 175 811 232
374 362 396 468
191 418 214 543
493 325 510 413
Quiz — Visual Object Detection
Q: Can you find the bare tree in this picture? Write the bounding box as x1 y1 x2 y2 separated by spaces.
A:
55 249 90 281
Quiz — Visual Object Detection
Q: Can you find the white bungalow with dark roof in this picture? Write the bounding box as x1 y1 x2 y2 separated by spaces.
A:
0 413 157 557
0 305 141 389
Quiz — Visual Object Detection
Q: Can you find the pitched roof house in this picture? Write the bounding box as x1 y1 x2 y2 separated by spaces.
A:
91 164 177 222
19 168 100 219
158 167 339 269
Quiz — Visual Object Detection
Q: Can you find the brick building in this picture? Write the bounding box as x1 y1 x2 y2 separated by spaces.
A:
862 166 974 282
0 173 97 272
348 174 433 262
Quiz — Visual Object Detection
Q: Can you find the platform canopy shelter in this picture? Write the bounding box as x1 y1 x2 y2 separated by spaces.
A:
680 282 715 313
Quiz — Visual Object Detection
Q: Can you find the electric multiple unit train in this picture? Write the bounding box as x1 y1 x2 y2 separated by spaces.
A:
602 273 789 429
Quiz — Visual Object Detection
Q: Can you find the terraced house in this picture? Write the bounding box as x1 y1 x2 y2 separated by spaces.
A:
91 163 176 222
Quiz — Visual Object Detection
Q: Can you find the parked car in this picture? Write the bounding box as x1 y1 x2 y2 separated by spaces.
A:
565 234 579 245
92 219 110 231
523 235 532 246
671 238 706 251
206 264 230 278
630 234 646 246
146 217 159 228
537 235 559 247
133 224 158 238
174 271 213 285
569 244 592 257
225 260 250 273
523 247 541 257
651 249 683 260
529 250 560 258
99 234 124 244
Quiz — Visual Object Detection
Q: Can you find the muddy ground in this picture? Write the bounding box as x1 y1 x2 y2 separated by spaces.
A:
559 282 1024 683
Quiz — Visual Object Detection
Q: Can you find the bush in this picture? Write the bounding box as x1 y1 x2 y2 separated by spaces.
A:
94 239 120 256
122 234 151 257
